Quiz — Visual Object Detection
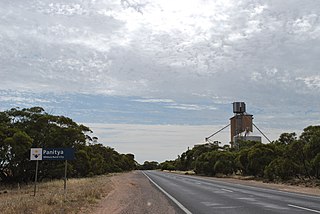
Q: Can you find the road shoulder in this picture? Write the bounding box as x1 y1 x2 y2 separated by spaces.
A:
86 171 180 214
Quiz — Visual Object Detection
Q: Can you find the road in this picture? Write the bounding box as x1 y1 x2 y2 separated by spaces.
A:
143 171 320 214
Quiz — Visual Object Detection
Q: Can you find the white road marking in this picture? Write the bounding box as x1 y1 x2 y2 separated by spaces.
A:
201 202 222 206
143 172 193 214
221 188 233 193
212 190 228 194
168 172 320 200
232 183 320 199
237 197 256 201
214 206 241 209
288 204 320 213
254 202 288 210
238 198 288 210
201 202 240 209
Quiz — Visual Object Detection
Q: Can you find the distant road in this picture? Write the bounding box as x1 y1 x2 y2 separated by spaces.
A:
143 171 320 214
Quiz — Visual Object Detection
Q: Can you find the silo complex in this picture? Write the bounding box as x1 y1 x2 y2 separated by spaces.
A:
230 102 260 148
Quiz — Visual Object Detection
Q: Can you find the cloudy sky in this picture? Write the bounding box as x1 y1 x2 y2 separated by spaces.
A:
1 0 319 163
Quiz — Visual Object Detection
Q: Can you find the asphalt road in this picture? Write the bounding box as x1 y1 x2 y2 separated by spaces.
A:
143 171 320 214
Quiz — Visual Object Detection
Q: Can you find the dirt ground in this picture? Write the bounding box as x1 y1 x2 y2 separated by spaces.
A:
86 171 179 214
84 171 320 214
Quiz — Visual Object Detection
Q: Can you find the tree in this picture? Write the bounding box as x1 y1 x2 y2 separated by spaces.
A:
235 149 250 175
247 143 277 177
311 153 320 179
195 151 221 176
237 140 260 150
140 161 159 170
175 143 219 171
160 125 320 182
213 152 235 175
0 128 32 182
264 158 299 180
73 149 91 177
277 132 297 145
160 160 176 171
0 107 137 183
301 126 320 176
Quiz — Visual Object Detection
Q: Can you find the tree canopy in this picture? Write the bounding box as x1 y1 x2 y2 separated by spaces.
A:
0 107 136 183
161 126 320 181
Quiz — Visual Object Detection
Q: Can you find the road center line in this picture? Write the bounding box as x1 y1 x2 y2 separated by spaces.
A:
288 204 320 213
142 172 193 214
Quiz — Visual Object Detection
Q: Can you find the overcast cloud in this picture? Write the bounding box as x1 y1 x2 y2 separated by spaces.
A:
0 0 319 162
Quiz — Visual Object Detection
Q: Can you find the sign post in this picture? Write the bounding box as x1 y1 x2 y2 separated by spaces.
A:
30 148 74 198
30 148 42 196
34 160 39 196
64 160 68 200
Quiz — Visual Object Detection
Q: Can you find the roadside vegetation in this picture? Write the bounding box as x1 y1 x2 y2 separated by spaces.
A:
0 107 136 184
0 174 113 214
158 126 320 185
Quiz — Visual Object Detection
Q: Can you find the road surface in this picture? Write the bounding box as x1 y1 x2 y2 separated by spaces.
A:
143 171 320 214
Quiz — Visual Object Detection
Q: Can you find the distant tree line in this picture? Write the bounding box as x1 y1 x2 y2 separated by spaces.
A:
0 107 136 184
138 161 160 170
160 126 320 181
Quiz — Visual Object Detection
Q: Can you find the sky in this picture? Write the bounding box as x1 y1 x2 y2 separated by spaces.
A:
0 0 320 163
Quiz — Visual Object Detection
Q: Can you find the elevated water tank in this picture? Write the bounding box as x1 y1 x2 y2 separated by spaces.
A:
233 102 246 114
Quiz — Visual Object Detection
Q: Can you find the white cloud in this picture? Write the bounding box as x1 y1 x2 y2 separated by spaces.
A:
0 96 50 104
133 98 217 111
166 104 217 111
0 0 319 136
297 75 320 89
133 98 175 103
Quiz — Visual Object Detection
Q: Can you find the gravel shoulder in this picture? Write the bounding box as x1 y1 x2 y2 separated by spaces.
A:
87 171 180 214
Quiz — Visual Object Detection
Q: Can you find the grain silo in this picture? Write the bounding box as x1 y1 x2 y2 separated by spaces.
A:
230 102 261 148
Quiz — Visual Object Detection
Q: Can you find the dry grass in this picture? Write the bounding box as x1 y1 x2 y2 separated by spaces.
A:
0 175 114 214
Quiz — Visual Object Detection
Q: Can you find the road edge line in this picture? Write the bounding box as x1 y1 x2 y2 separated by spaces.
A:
142 171 193 214
288 204 320 213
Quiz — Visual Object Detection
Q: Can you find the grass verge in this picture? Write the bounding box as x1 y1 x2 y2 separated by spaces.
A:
0 175 114 214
